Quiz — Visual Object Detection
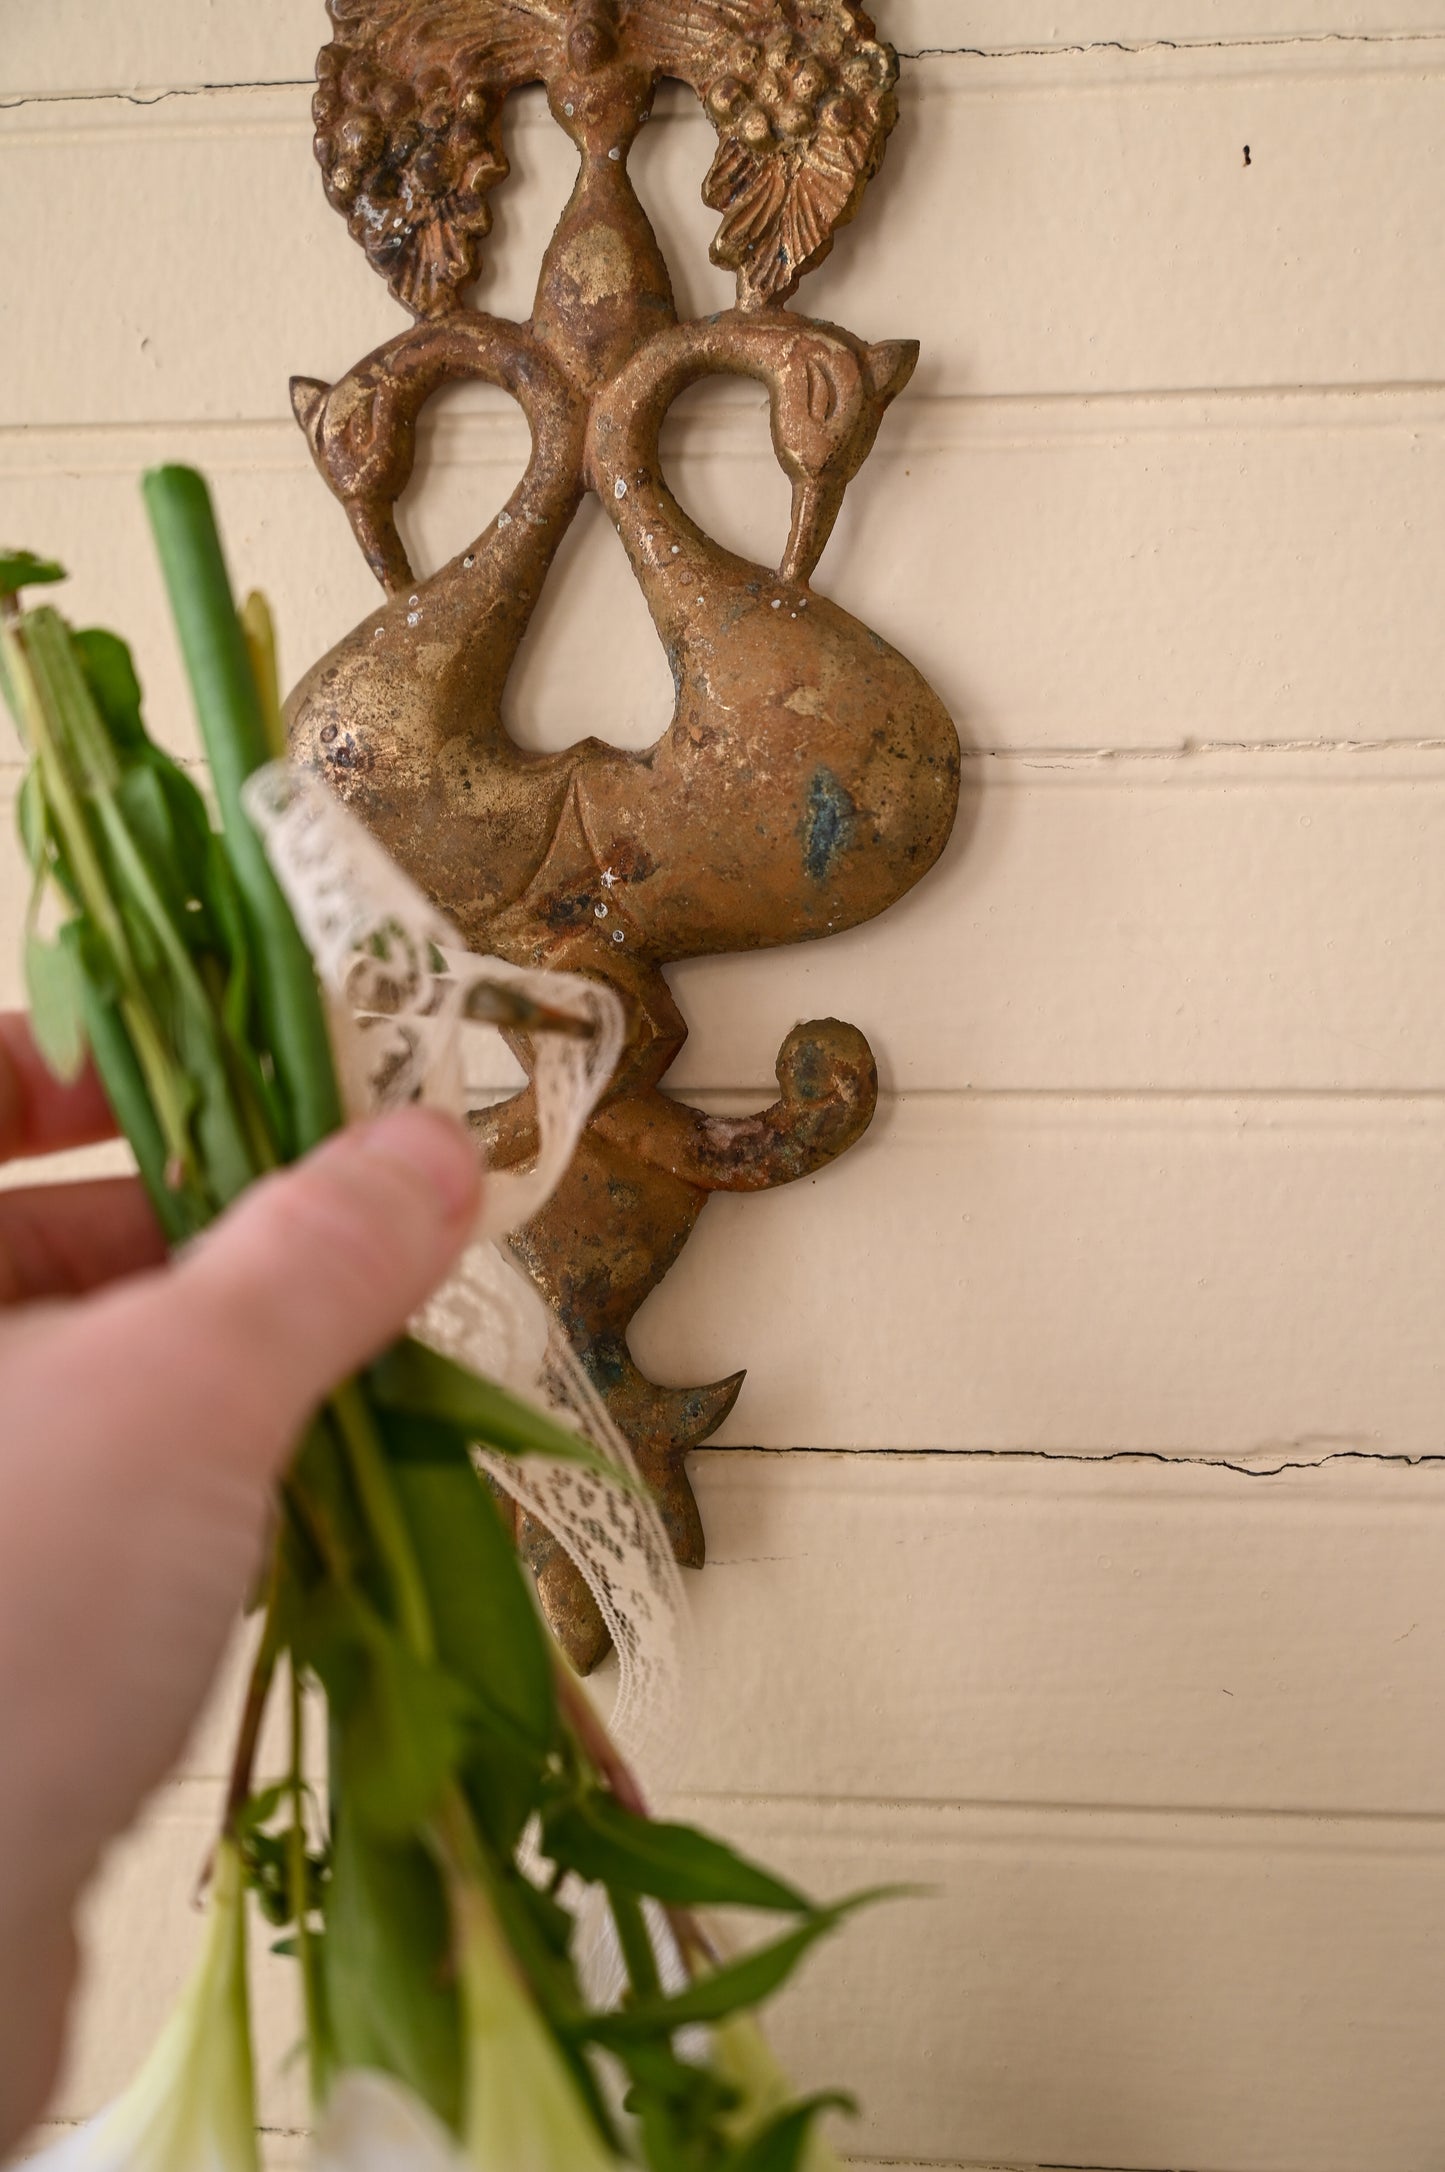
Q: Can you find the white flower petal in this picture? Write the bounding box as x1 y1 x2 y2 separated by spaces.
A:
23 1845 258 2172
314 2072 464 2172
454 1885 621 2172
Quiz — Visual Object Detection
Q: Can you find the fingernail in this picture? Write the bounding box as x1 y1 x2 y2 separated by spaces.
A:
351 1105 481 1223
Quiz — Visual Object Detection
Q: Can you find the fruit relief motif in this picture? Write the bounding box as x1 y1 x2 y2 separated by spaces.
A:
289 0 962 1669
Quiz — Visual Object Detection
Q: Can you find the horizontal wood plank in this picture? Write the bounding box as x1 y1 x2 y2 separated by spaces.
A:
177 1453 1445 1822
7 4 1443 99
679 1454 1445 1820
5 48 1445 423
20 2122 1014 2172
689 1794 1445 2172
4 1028 1445 1459
666 752 1445 1094
22 2120 1025 2172
10 743 1445 1094
6 387 1445 759
631 1092 1445 1455
43 1783 1445 2172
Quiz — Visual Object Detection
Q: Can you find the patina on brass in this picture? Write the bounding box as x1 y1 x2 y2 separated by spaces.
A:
289 0 962 1669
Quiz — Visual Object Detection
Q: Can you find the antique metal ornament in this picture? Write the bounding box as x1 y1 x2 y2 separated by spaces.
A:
289 0 962 1669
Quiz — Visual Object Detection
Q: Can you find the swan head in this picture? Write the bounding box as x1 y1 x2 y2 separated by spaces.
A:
772 331 918 582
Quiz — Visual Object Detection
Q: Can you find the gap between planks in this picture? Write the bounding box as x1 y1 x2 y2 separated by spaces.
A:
6 31 1445 130
8 380 1445 456
3 27 1444 109
119 1772 1445 1849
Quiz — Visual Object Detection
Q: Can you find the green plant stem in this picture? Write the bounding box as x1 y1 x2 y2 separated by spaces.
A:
240 591 287 763
2 619 135 1004
553 1661 719 1978
2 612 201 1185
225 1572 282 1839
327 1382 436 1661
288 1659 329 2108
70 948 196 1240
143 466 342 1154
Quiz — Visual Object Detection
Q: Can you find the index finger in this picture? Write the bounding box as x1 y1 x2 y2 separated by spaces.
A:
0 1013 118 1166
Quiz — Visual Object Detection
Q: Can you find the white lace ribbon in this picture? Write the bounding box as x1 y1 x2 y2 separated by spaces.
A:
243 764 686 1764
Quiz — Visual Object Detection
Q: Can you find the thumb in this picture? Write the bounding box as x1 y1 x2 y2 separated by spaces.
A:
162 1103 482 1479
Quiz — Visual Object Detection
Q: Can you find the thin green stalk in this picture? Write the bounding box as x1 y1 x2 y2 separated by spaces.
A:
240 591 287 764
119 989 203 1188
4 612 201 1185
224 1613 281 1840
288 1659 330 2108
143 466 342 1154
609 1887 662 2000
327 1382 435 1661
1 617 133 991
553 1661 718 1980
70 950 198 1242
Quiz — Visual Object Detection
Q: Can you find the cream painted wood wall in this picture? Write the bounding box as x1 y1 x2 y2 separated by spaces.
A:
6 6 1445 2169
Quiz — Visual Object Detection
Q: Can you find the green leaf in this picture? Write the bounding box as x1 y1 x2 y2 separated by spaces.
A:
577 1896 890 2046
115 765 190 913
335 1614 473 1840
292 1579 471 1838
393 1449 554 1745
372 1337 639 1486
544 1794 813 1915
0 550 66 600
24 931 87 1081
235 1782 289 1836
325 1811 463 2133
391 1449 556 1851
17 766 49 874
73 627 146 754
66 922 202 1246
725 2094 856 2172
620 2037 744 2168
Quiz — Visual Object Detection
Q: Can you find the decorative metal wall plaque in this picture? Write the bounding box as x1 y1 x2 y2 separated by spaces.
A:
289 0 961 1669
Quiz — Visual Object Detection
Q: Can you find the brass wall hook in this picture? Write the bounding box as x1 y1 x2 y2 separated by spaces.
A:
288 0 962 1670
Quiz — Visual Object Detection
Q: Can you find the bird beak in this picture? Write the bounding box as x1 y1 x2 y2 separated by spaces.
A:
781 473 848 587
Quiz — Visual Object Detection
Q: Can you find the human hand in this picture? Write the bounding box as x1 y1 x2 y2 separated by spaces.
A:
0 1014 482 2147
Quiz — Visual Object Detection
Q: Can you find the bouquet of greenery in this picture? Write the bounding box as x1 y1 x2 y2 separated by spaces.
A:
0 471 874 2172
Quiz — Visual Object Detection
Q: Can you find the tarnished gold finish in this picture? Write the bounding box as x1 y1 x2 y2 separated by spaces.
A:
289 0 962 1668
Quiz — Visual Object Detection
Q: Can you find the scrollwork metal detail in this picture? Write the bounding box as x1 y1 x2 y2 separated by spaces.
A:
290 0 961 1669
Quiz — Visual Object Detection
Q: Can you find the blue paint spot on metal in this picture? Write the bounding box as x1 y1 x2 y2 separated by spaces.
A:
803 765 857 882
